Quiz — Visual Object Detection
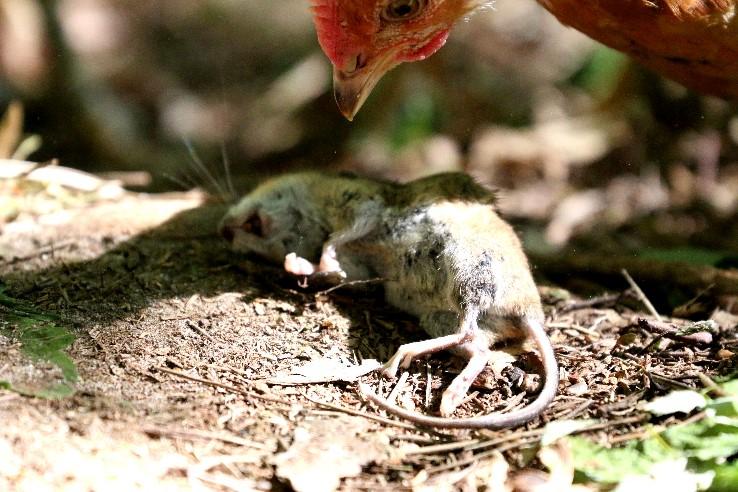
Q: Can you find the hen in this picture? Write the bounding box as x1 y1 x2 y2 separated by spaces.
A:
310 0 738 119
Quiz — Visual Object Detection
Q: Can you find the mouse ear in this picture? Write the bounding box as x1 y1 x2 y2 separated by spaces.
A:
240 212 270 238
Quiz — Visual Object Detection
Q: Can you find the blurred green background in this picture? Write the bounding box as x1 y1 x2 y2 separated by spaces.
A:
1 0 737 254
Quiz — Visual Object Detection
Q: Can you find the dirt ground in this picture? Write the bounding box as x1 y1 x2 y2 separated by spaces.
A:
0 191 734 491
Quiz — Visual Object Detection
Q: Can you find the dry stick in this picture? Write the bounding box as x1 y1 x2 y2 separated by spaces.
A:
581 414 648 433
649 371 694 390
622 269 662 321
464 428 546 453
417 414 649 465
558 293 621 313
404 439 481 456
140 426 270 449
317 277 386 295
387 371 410 404
548 322 600 338
637 318 714 345
207 364 251 377
186 320 216 343
608 410 708 445
1 239 77 266
697 372 727 397
301 393 417 430
403 428 541 457
425 362 432 410
553 399 593 421
154 366 290 405
425 436 542 475
458 390 481 409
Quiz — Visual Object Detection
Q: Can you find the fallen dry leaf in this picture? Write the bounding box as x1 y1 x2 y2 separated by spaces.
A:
412 453 512 492
511 442 594 492
273 415 390 492
267 356 381 385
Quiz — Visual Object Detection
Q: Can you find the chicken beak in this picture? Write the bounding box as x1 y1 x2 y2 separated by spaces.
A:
332 54 397 121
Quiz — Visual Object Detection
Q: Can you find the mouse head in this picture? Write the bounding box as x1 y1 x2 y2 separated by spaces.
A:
219 175 328 264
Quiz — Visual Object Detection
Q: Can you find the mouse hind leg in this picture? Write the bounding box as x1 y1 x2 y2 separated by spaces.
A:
440 338 492 416
381 309 478 378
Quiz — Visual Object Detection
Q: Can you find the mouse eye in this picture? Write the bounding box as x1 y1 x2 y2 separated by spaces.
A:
382 0 426 22
241 213 265 237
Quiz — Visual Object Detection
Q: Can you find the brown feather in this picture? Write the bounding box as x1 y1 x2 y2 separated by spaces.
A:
537 0 738 97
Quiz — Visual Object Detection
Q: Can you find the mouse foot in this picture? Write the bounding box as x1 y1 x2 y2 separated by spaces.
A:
318 244 347 278
440 345 489 416
284 253 316 276
380 351 412 379
380 332 472 379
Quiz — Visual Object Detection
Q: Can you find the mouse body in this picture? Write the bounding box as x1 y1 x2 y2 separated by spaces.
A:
220 171 558 428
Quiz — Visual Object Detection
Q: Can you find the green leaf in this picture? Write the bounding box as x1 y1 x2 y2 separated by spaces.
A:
569 436 673 483
568 385 738 490
0 285 78 398
706 461 738 492
663 418 738 462
637 247 730 267
719 380 738 398
568 46 629 99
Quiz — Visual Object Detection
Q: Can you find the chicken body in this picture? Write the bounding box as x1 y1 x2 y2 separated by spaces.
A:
539 0 738 98
310 0 738 119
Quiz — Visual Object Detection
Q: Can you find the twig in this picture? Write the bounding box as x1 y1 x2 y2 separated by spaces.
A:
425 436 541 474
140 426 271 449
404 438 481 456
317 277 386 295
1 239 77 266
608 410 708 445
207 364 251 377
580 414 648 432
697 372 727 397
0 393 20 404
153 366 290 404
649 371 694 390
637 318 713 345
622 269 661 321
554 399 593 421
558 293 621 313
302 393 416 430
186 320 216 343
548 322 600 338
387 371 409 404
425 362 432 410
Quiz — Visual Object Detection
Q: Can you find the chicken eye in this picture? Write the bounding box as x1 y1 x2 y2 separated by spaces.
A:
382 0 426 22
241 213 264 237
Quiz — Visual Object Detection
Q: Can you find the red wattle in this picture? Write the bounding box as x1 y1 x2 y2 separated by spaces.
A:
398 29 450 62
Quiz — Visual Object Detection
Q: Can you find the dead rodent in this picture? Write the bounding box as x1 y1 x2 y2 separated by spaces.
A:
220 171 558 428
